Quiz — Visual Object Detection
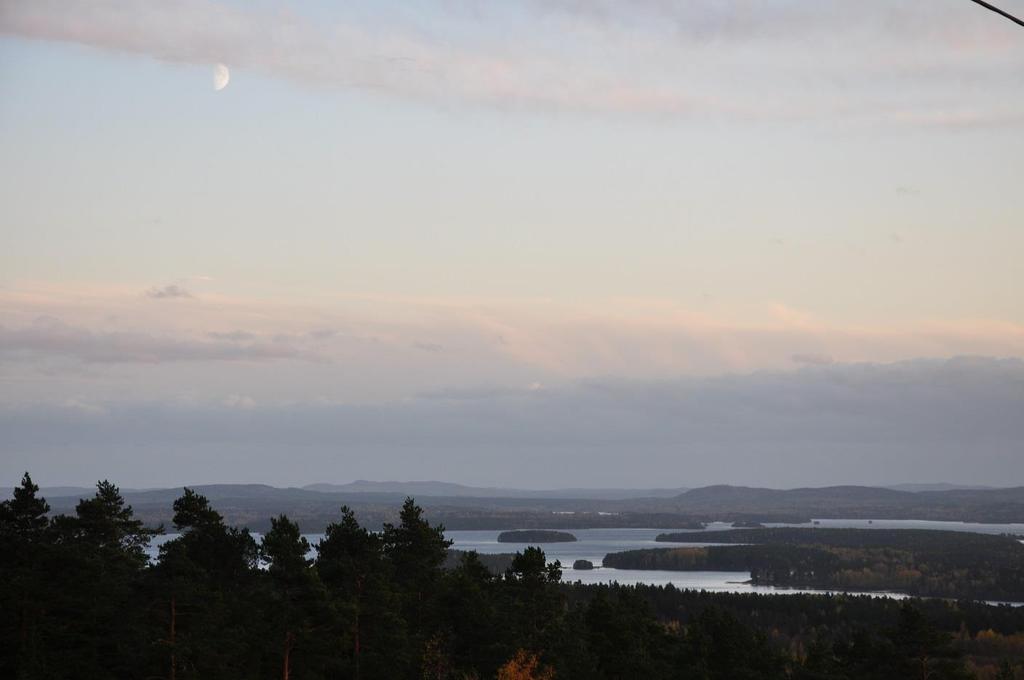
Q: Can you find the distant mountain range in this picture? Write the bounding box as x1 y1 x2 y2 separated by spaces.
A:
14 481 1024 532
302 480 690 500
629 484 1024 523
29 481 688 503
885 483 997 493
30 480 1002 503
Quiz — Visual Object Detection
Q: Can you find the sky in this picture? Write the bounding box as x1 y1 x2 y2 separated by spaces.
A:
0 0 1022 488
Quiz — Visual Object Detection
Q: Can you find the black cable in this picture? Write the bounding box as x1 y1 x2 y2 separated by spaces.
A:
968 0 1024 27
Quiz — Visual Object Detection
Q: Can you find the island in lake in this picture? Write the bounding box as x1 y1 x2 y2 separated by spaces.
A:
573 559 594 570
605 528 1024 602
497 529 577 543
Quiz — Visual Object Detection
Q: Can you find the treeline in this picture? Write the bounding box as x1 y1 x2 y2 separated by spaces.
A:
40 488 728 533
655 527 1024 550
443 549 515 574
565 586 1024 679
573 586 1024 639
605 528 1024 601
2 473 1023 679
650 485 1024 524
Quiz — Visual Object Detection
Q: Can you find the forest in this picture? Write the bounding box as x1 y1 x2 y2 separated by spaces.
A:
4 474 1024 679
603 528 1024 601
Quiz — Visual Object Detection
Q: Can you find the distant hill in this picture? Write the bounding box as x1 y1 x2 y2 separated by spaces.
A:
15 481 1024 532
40 484 331 504
302 480 689 500
886 483 997 492
38 486 108 499
648 484 1024 523
668 485 909 511
305 480 485 497
28 481 696 532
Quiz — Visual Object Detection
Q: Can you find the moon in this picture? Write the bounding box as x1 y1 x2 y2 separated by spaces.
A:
213 63 230 91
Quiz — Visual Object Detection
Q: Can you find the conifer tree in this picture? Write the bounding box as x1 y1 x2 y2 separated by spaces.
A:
0 473 52 678
0 472 50 542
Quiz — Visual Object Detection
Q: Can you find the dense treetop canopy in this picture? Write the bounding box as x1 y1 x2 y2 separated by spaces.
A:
3 473 1023 679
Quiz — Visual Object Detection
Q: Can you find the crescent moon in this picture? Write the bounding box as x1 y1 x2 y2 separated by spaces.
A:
213 63 230 91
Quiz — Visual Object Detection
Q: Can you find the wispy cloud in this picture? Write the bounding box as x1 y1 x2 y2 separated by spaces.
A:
791 353 834 366
0 317 307 364
2 286 1022 384
207 330 256 342
2 0 1021 125
145 284 193 300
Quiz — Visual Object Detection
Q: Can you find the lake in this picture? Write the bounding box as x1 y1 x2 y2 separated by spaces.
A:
449 526 907 597
146 520 1024 603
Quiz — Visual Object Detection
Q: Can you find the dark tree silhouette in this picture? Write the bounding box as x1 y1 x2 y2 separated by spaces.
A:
1 474 1016 679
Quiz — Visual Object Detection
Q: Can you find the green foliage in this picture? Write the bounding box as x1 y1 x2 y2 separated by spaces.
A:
262 514 311 576
72 480 160 565
0 472 50 541
683 606 789 679
1 478 161 679
620 528 1024 600
172 487 225 529
0 473 52 678
508 546 562 586
383 497 453 588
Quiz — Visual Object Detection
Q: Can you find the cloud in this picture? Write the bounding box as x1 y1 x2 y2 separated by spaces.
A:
207 330 256 342
791 353 834 366
223 394 256 409
1 286 1022 383
418 385 537 401
146 284 193 300
60 398 108 416
2 357 1021 487
1 0 1021 125
0 317 308 364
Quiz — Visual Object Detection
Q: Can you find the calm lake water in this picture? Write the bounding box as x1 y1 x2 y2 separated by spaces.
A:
447 527 906 597
146 519 1024 603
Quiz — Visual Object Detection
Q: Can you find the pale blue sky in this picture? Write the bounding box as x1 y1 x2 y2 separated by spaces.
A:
1 1 1022 486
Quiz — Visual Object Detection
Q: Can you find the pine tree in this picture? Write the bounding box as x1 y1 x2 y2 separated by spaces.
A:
382 497 453 665
0 472 50 542
317 506 406 679
260 515 328 680
74 479 159 565
0 473 52 678
153 489 260 679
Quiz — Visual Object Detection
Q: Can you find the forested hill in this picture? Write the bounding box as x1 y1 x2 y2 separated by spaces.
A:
22 482 1024 531
304 481 690 500
656 527 1024 546
33 482 692 503
605 528 1024 601
648 484 1024 522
